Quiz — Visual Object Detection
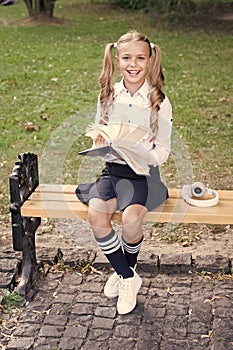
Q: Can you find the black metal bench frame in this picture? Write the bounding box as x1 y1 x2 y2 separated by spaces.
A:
9 153 41 299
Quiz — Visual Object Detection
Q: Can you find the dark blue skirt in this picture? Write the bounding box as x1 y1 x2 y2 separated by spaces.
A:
76 162 168 211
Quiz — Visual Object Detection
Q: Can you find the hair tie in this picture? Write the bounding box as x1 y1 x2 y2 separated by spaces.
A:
150 42 155 49
113 42 118 49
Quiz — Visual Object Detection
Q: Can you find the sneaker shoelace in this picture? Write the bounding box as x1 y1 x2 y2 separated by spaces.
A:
119 277 131 301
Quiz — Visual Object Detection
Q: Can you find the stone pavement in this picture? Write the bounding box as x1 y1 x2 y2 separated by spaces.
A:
1 246 233 350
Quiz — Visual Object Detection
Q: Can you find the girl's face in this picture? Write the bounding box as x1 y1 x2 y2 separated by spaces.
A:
116 40 151 95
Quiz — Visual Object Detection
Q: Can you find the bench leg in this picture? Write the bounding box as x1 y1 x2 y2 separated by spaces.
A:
17 216 41 300
9 152 41 299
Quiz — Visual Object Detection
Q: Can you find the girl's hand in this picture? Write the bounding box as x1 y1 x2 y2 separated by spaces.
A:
94 134 105 145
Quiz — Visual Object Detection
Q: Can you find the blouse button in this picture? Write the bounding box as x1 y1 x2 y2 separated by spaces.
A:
129 104 132 107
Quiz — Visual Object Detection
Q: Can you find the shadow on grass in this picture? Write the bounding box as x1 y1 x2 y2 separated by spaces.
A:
149 2 233 34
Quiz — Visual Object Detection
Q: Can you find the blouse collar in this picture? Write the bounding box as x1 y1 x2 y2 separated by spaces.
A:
114 79 151 101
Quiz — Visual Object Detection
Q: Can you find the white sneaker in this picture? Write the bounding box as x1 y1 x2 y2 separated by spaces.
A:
117 268 142 315
104 272 119 298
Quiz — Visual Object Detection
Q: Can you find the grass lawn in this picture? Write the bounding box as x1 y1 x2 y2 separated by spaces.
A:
0 0 232 222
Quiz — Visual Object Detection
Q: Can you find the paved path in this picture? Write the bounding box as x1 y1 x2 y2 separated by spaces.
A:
1 246 233 350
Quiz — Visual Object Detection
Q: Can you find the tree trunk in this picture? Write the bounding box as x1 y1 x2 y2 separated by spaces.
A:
23 0 56 18
23 0 33 17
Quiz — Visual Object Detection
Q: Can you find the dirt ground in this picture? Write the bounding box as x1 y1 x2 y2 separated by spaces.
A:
1 217 232 260
41 220 233 258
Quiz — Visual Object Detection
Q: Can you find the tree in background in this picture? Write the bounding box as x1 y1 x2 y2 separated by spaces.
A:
23 0 57 18
109 0 220 13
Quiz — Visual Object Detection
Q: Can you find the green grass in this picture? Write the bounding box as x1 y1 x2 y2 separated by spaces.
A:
1 289 26 309
0 0 232 219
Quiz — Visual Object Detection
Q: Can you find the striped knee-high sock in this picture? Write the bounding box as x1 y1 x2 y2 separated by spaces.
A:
95 229 133 278
122 236 144 269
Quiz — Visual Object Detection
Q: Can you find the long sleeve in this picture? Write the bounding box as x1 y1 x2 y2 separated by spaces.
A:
149 96 173 166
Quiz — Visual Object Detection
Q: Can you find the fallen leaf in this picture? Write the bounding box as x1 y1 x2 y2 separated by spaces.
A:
22 122 39 132
201 330 213 339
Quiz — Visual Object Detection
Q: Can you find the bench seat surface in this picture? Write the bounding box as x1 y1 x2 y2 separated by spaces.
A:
20 185 233 225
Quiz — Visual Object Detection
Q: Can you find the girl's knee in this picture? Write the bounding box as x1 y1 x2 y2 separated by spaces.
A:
121 212 142 239
87 208 97 226
121 205 147 242
88 207 113 232
122 213 139 229
88 208 105 227
121 205 146 227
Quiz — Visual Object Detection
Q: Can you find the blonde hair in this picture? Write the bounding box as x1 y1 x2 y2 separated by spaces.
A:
99 30 165 137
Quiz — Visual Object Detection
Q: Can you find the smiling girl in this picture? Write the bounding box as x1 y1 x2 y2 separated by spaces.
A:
76 30 173 315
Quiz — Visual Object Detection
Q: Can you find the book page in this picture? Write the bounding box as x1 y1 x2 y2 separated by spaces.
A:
85 123 148 143
81 122 151 175
113 140 151 175
121 125 148 142
85 124 112 143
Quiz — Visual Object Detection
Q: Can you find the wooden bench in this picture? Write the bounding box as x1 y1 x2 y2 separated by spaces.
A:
21 184 232 225
9 153 233 299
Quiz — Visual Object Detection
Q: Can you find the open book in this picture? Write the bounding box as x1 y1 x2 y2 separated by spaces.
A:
78 123 152 175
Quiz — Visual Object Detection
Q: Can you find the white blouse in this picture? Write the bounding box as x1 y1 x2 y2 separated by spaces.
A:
95 79 173 167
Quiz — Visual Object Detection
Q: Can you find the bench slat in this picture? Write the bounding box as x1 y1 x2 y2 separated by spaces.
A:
23 192 232 213
20 185 233 225
36 184 233 200
27 191 230 204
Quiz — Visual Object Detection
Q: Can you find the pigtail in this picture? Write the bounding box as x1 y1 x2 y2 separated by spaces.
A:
98 43 115 124
148 44 164 91
148 44 165 139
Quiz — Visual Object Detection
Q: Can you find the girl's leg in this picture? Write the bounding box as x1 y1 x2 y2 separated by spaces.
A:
116 204 147 314
121 204 148 268
88 197 133 278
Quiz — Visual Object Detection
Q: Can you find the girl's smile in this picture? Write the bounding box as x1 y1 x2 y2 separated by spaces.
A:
127 70 140 76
